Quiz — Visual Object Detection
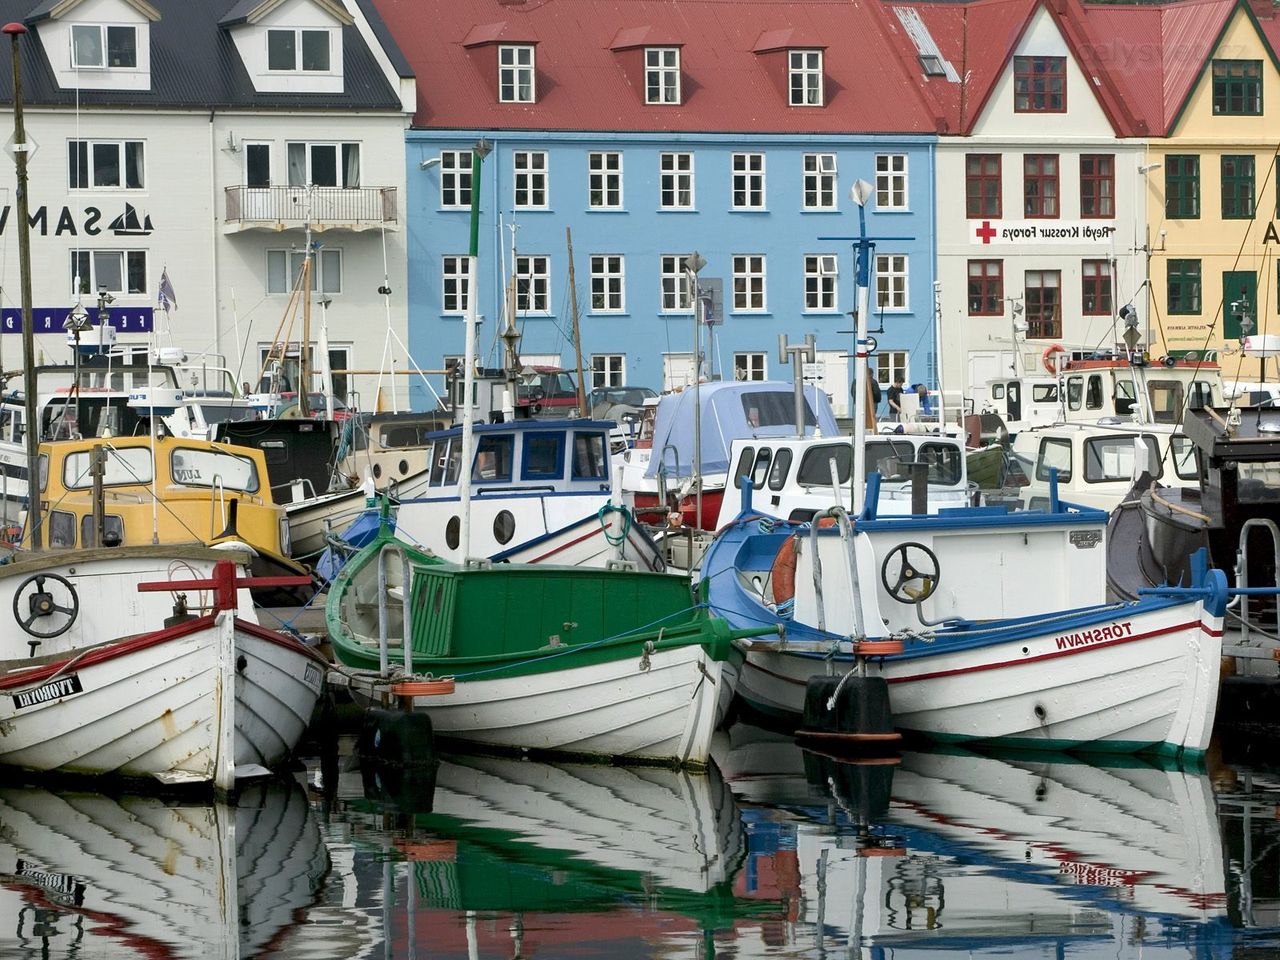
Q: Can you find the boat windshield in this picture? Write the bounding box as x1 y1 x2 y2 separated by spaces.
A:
741 392 817 429
1237 462 1280 503
170 447 259 492
62 446 154 489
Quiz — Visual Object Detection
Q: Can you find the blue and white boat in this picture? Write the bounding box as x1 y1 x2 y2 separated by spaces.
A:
701 479 1226 758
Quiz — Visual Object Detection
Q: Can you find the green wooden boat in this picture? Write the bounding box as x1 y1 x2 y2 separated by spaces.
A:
326 528 766 766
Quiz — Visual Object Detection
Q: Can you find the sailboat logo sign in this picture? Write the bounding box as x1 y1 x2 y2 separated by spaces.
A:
0 201 153 237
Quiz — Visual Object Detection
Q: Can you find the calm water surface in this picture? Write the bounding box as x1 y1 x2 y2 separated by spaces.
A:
2 725 1279 959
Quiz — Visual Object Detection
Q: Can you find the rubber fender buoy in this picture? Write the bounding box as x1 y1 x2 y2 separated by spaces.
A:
358 707 437 768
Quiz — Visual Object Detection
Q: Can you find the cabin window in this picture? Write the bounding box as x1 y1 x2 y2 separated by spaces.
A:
1085 375 1103 410
991 384 1005 400
768 448 793 490
1083 435 1160 483
740 392 817 429
919 443 964 485
258 440 288 466
865 441 916 480
1189 381 1214 409
37 453 47 491
751 448 773 489
444 443 461 484
1115 381 1137 416
430 441 449 486
49 510 76 548
733 447 755 489
571 433 608 480
170 448 259 493
1031 384 1058 403
1147 381 1184 424
797 444 851 485
1170 435 1199 479
63 447 154 489
522 433 563 480
81 514 124 547
472 434 513 482
1035 437 1072 483
1066 376 1083 411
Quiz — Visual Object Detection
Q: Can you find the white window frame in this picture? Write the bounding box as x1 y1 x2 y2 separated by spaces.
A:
660 152 694 210
645 47 681 104
734 352 768 381
804 254 838 313
68 139 145 190
513 151 548 210
875 253 909 311
589 255 625 313
803 153 837 210
70 250 147 297
588 152 622 209
876 154 908 210
732 153 766 210
286 142 360 188
70 24 137 69
732 254 767 312
875 351 909 387
440 150 472 209
499 44 536 103
660 254 693 312
515 254 550 313
266 248 343 296
266 27 331 73
591 354 625 388
789 49 823 106
442 255 471 314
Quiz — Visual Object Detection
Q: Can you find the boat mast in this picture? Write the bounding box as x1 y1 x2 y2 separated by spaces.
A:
298 191 313 418
459 138 491 559
5 23 40 550
850 181 873 518
565 227 587 417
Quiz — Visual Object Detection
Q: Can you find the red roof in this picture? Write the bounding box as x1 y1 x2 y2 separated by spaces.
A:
369 0 944 133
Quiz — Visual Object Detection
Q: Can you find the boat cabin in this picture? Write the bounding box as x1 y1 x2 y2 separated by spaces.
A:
415 419 614 494
32 435 286 556
715 433 971 526
337 409 453 487
974 355 1221 434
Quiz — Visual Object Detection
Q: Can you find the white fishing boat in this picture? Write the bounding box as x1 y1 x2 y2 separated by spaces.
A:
0 559 325 790
0 779 326 959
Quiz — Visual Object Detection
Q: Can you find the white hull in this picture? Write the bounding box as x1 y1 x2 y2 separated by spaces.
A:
394 644 739 766
0 612 325 788
286 487 370 557
741 602 1222 754
495 509 667 571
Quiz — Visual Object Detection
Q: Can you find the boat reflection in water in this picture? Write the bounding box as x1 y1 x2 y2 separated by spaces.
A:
721 727 1229 958
0 780 327 959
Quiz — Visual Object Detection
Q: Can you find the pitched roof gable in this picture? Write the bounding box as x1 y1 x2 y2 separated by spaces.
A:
218 0 353 28
26 0 160 22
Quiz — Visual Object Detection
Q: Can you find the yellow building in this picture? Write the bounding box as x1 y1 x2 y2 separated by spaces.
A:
1135 0 1280 382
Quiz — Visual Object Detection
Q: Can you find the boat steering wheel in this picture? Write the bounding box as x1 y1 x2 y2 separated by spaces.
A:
880 542 940 604
14 573 80 639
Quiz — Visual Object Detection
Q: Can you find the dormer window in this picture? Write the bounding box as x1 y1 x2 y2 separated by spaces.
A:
268 28 331 72
789 50 823 106
71 24 137 69
645 47 680 104
499 44 535 103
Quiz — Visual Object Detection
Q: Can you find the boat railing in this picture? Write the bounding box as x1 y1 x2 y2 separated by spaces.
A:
657 443 682 506
377 541 414 679
1234 519 1280 647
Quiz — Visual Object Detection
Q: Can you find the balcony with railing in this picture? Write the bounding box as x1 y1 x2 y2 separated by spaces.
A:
224 185 398 232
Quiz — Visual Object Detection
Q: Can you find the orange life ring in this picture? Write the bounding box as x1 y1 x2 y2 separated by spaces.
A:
1042 343 1068 375
771 535 798 606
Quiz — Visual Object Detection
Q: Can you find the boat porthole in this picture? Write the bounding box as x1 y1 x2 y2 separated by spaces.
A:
373 463 382 480
446 516 460 550
236 655 247 673
493 510 516 545
1033 704 1047 721
1021 647 1029 655
399 459 410 476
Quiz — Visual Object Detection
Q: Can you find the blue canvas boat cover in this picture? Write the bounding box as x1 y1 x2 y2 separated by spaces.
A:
643 380 840 479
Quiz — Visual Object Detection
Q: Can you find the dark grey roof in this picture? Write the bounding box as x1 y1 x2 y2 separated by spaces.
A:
354 0 411 79
0 0 405 110
216 0 261 26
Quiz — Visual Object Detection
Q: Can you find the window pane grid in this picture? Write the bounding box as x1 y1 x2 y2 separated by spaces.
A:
499 45 535 103
1221 155 1255 219
1080 154 1114 218
965 154 1001 218
645 48 680 104
1023 154 1059 218
1167 259 1202 315
588 152 622 209
967 259 1003 316
875 154 907 209
732 254 766 311
788 50 823 106
875 254 908 311
803 153 836 210
515 255 550 312
660 153 694 209
1025 270 1062 339
804 254 838 311
1213 59 1262 115
1081 259 1112 316
440 150 472 209
442 255 470 314
1014 56 1066 112
732 153 765 209
1165 155 1200 219
660 254 693 311
514 151 548 209
589 254 625 312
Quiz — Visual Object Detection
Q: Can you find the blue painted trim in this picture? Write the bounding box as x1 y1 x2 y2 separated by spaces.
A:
519 431 565 483
401 490 609 505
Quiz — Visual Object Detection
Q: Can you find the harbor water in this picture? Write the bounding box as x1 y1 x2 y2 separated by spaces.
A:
1 725 1277 959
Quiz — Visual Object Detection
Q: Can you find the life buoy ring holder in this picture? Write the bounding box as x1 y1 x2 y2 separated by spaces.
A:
1042 344 1068 375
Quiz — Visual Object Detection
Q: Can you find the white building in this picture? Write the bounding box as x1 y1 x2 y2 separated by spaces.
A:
0 0 412 407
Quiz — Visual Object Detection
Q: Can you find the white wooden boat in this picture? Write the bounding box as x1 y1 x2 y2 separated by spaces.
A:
0 560 325 789
0 779 326 959
704 489 1225 757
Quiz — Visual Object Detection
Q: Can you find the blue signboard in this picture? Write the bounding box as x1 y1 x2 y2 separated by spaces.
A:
0 306 154 334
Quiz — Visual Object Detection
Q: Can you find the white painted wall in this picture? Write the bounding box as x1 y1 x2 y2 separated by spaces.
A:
35 0 152 92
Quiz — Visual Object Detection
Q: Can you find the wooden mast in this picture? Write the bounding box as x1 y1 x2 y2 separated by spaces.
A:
565 227 587 416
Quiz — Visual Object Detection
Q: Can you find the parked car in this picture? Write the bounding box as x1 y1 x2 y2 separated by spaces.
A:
516 367 581 416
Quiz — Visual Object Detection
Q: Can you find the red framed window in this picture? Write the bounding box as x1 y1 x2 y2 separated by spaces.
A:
1081 259 1111 316
966 154 1001 219
1024 154 1059 218
967 260 1003 316
1080 154 1114 218
1025 270 1062 339
1014 56 1066 112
